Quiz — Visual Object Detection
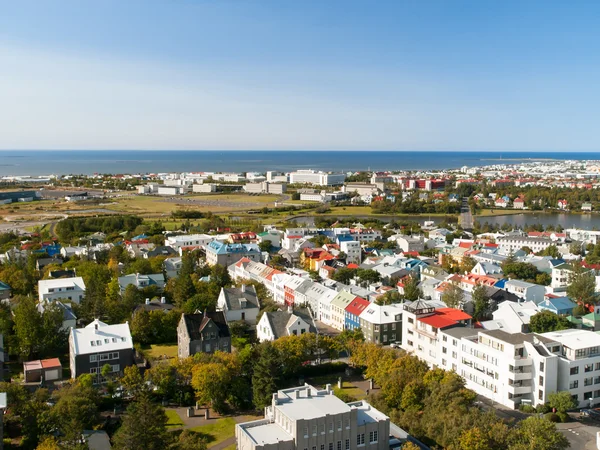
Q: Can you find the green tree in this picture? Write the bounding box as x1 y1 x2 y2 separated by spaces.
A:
508 416 569 450
173 252 196 306
121 365 146 397
537 245 562 259
170 430 207 450
529 311 572 333
567 265 598 307
375 290 402 305
547 390 578 413
113 393 170 450
331 267 357 284
211 263 232 288
472 284 491 321
146 363 177 400
356 269 381 285
252 343 280 409
441 282 464 309
130 309 152 344
402 275 423 301
13 295 42 359
258 240 272 253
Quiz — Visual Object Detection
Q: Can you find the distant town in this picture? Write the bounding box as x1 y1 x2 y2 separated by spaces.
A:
2 159 600 449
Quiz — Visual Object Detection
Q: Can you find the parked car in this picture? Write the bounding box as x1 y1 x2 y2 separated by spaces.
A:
390 342 400 348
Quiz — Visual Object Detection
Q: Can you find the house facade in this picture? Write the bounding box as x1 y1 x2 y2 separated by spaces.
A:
217 285 260 325
69 319 135 382
256 308 315 342
206 241 262 266
38 277 86 304
359 303 403 345
177 311 231 358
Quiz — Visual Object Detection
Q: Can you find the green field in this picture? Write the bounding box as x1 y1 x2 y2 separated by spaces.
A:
147 344 178 360
190 418 237 446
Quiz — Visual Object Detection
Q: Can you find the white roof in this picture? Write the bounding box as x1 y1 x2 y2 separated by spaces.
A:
359 302 403 325
39 277 86 294
276 386 350 421
70 319 133 356
240 421 292 445
542 329 600 351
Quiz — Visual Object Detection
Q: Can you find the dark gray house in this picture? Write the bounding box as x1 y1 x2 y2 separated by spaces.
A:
177 311 231 359
69 319 135 383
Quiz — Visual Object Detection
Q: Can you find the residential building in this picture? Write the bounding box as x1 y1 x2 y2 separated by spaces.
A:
38 277 86 304
557 199 568 210
388 235 425 253
339 240 361 265
164 257 182 278
289 169 346 186
69 319 135 382
235 384 391 450
257 230 283 248
165 233 215 250
244 181 287 194
257 307 316 342
38 300 77 331
538 297 576 316
582 202 593 212
344 297 370 331
505 280 545 304
117 273 166 293
330 291 359 331
482 301 539 334
217 285 260 325
401 299 471 367
305 283 338 326
359 303 403 345
342 183 380 196
471 262 503 277
552 263 589 293
496 235 557 254
177 311 231 358
206 241 262 266
513 198 525 209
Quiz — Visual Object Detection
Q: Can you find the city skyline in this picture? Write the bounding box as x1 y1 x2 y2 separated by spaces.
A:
2 1 600 151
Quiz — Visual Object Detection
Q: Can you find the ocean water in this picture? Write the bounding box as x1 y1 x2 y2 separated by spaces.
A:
1 150 599 176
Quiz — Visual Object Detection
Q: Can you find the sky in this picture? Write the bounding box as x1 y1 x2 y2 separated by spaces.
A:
1 1 600 151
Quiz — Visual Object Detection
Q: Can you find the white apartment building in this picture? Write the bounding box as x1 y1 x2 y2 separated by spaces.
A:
305 283 338 326
244 182 287 194
192 183 217 193
436 327 600 410
401 300 472 368
482 301 539 334
38 277 86 304
236 384 390 450
566 229 600 245
290 170 346 186
340 240 361 265
496 236 556 254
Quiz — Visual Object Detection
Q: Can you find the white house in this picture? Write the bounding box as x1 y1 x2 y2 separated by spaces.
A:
38 277 86 304
339 240 361 265
471 262 503 277
256 307 315 342
481 300 539 334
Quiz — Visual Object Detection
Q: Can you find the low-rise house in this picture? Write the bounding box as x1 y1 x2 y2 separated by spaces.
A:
177 311 231 358
552 263 589 293
538 297 576 316
23 358 62 383
388 235 425 253
38 277 86 304
60 246 87 258
359 302 403 345
134 297 174 314
330 291 358 331
217 285 260 325
582 202 593 212
145 245 178 259
256 307 315 342
482 300 538 334
257 230 283 248
36 257 64 272
126 242 156 259
557 199 568 210
513 198 525 209
206 241 262 266
505 279 546 304
69 319 135 382
165 233 215 250
471 261 503 277
0 282 10 301
117 273 166 293
163 257 182 278
344 296 370 331
494 198 508 208
305 283 337 326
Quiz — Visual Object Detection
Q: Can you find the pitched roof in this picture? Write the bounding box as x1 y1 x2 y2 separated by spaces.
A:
182 311 230 341
70 319 133 356
221 286 259 310
265 308 315 339
345 297 370 317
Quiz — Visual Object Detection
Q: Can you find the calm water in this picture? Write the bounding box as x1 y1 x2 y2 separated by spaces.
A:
476 213 600 230
288 215 447 226
2 150 600 176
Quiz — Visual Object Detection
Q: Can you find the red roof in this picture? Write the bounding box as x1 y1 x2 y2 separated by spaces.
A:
418 315 459 329
41 358 61 369
459 242 473 249
347 263 359 269
436 307 472 321
287 235 302 239
344 297 370 316
403 251 420 257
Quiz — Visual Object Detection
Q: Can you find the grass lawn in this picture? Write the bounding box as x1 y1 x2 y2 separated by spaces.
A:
165 410 185 428
306 375 367 401
221 445 236 450
190 418 237 446
147 344 178 359
475 209 531 217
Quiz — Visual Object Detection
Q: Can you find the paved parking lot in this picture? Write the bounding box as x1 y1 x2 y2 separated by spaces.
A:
556 420 600 449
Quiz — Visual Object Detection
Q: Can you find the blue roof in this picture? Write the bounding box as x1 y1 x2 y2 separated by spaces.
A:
541 297 576 311
493 279 507 289
336 235 354 243
207 240 260 254
0 281 10 291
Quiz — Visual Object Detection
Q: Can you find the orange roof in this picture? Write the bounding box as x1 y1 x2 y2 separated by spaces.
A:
458 242 473 249
41 358 61 369
436 307 472 321
347 263 359 269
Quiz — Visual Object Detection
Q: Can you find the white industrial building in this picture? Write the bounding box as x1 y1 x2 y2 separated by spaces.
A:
244 182 287 194
192 183 217 193
236 384 391 450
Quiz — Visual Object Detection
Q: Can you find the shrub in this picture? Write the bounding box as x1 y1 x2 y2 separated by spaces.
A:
545 412 561 423
536 403 551 414
519 404 536 413
557 411 570 423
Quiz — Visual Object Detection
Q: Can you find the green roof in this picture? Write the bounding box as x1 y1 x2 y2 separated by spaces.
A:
583 312 600 321
566 315 583 325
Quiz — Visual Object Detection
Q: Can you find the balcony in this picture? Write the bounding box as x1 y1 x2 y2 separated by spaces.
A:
509 371 532 381
507 384 532 395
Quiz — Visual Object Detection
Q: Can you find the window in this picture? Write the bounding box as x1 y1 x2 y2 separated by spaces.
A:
313 447 316 450
585 377 594 387
453 339 458 346
595 376 600 384
570 366 579 375
304 427 308 437
104 338 109 344
90 341 96 347
330 422 334 433
90 367 98 374
442 359 447 366
312 425 317 436
585 391 593 400
540 362 545 371
539 376 544 386
329 444 333 450
539 390 543 400
338 420 342 430
321 446 325 450
345 439 350 450
596 363 600 371
337 441 342 450
442 347 447 354
586 364 594 373
570 380 579 389
595 390 600 398
408 317 414 324
369 431 378 443
112 338 117 343
111 364 120 372
90 355 98 363
345 418 350 429
452 351 457 359
442 335 447 342
357 433 365 446
392 323 396 330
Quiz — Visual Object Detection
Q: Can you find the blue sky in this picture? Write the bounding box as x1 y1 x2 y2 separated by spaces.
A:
1 1 600 151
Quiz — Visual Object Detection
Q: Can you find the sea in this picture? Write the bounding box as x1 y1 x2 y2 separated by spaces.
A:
1 150 600 177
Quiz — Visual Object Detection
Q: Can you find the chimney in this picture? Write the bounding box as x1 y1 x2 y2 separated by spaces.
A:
241 284 246 292
326 383 332 394
295 390 300 399
272 393 279 405
145 298 150 305
287 305 293 314
306 388 312 398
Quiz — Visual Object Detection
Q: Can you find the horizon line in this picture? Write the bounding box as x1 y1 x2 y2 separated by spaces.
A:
2 149 600 153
